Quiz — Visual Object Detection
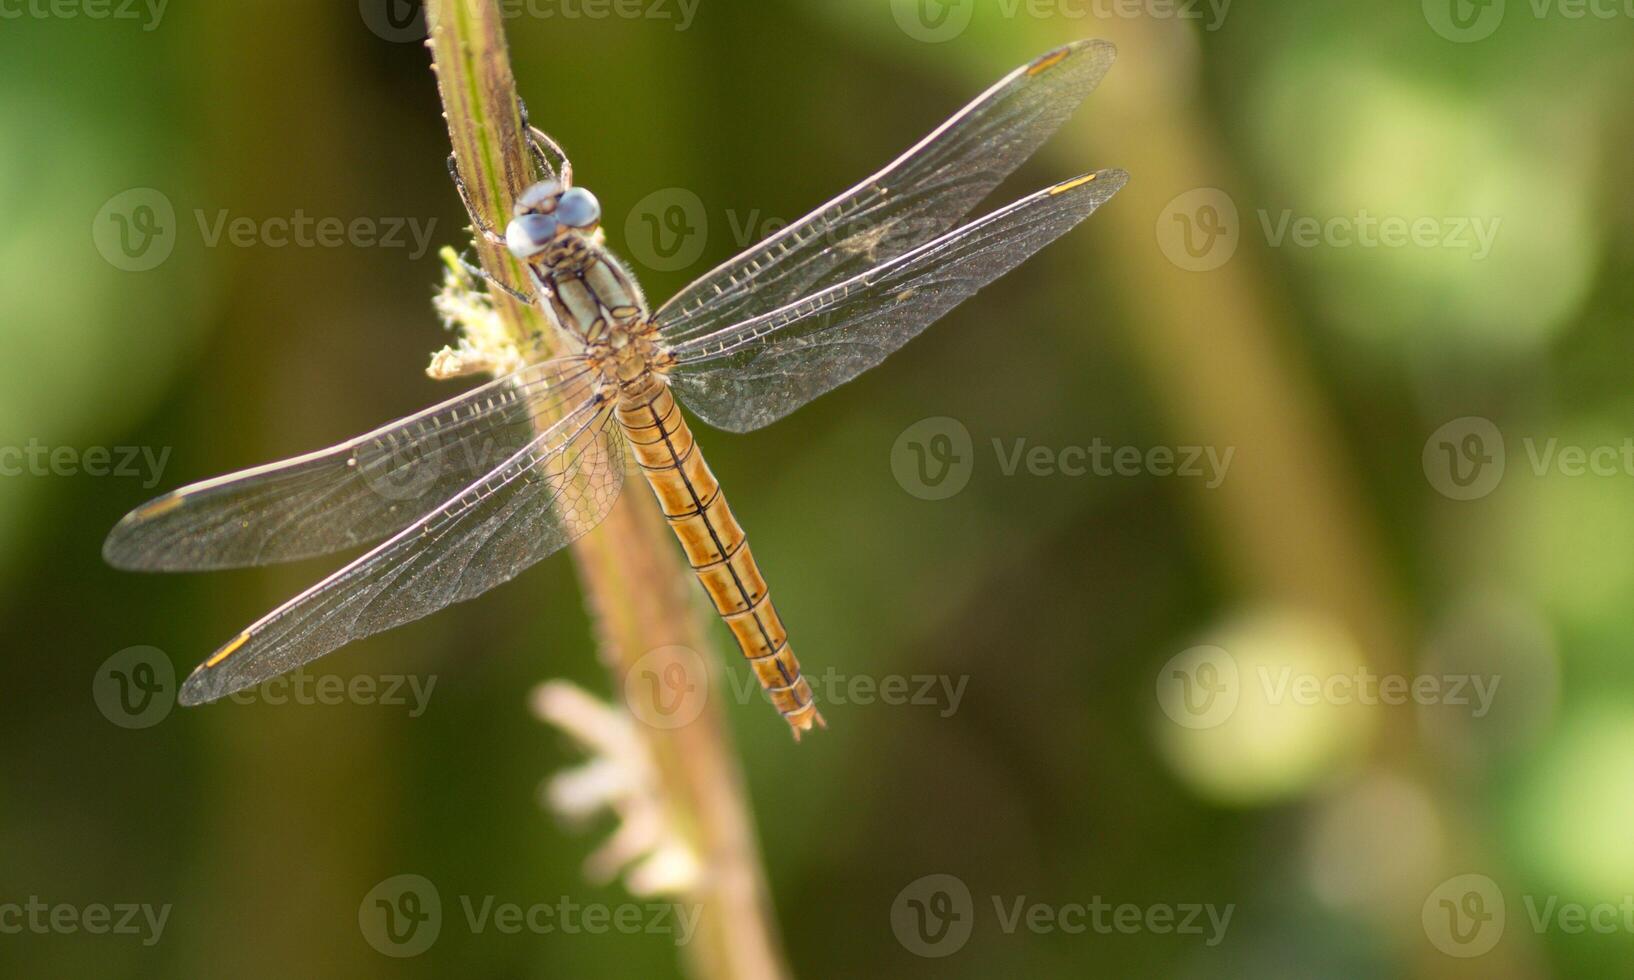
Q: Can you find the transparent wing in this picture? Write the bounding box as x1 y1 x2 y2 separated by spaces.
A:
652 39 1116 345
666 170 1127 432
179 394 622 705
103 357 596 571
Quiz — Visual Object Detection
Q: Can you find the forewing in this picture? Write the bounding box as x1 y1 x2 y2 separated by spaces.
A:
103 357 595 571
652 39 1115 345
666 170 1127 432
178 394 623 704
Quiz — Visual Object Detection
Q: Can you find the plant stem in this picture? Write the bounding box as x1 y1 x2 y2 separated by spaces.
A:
424 4 792 978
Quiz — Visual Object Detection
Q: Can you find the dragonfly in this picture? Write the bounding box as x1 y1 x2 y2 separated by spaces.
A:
104 39 1127 738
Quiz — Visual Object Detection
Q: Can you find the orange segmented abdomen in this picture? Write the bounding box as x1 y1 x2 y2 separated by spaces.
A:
615 377 824 737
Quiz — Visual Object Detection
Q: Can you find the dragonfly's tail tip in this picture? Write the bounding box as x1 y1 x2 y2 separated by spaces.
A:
786 705 827 741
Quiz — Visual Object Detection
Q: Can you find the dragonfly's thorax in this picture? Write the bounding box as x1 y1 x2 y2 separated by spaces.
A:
526 238 652 349
587 317 672 397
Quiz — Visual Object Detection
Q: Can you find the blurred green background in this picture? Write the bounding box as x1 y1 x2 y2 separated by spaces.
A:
3 0 1633 976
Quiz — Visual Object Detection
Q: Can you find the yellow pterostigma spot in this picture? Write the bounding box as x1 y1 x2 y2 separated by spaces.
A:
1049 172 1099 195
205 631 250 668
1027 47 1071 75
134 494 185 519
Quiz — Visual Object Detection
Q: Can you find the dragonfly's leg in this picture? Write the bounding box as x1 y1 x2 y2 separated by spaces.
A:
455 250 535 306
518 97 573 188
447 153 509 248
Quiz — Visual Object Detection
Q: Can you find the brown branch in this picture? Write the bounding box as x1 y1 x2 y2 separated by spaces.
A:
423 3 792 977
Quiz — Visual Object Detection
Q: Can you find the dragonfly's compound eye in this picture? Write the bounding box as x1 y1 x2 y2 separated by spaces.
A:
505 212 559 259
513 180 563 216
555 187 601 229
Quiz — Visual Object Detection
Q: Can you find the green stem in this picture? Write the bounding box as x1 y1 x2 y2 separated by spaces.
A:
424 4 793 978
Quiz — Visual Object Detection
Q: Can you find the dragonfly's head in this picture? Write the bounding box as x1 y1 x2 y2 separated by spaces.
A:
505 181 601 261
